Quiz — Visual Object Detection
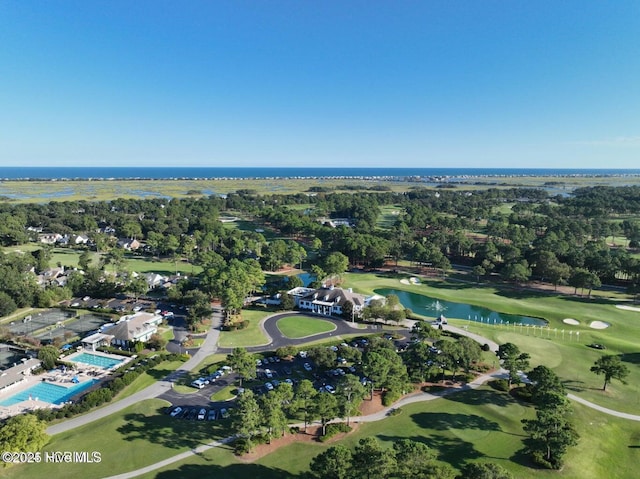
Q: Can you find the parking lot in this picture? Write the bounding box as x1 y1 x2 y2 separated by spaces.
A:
159 339 377 424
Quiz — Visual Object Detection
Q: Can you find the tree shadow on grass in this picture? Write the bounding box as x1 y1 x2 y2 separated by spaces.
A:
620 352 640 365
411 411 501 433
442 387 513 408
116 408 233 451
377 432 483 468
561 379 587 393
155 463 300 479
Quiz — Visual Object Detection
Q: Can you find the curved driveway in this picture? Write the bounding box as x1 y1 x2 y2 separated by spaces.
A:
217 312 382 354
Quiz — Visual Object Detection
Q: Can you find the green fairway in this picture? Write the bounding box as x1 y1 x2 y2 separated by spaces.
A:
0 399 230 479
276 315 336 338
217 309 271 348
377 204 404 229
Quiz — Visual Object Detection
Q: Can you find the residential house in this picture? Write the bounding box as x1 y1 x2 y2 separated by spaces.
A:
117 238 140 251
38 233 63 244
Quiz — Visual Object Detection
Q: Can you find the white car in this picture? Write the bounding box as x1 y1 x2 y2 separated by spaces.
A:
303 362 312 371
170 406 183 417
264 368 273 379
197 408 207 420
265 382 274 391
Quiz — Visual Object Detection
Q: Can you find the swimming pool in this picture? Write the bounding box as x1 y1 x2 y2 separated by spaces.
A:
70 352 125 369
0 379 98 406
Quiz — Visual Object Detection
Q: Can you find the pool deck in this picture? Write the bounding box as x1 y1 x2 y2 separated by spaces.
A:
0 350 131 419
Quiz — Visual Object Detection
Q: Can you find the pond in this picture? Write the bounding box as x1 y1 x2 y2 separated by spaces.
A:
376 288 547 326
296 272 316 287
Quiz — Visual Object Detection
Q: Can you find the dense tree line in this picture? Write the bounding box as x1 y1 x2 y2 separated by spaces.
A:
2 184 640 318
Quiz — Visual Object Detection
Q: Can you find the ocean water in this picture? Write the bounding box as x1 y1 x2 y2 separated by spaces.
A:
0 167 639 180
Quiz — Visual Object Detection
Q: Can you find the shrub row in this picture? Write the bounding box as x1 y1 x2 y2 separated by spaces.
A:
318 422 352 442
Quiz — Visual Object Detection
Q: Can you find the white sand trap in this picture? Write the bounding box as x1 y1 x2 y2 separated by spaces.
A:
616 305 640 312
400 279 410 285
589 321 610 329
562 318 580 325
410 277 421 284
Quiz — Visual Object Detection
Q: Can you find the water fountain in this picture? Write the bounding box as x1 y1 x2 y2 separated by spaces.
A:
427 300 447 312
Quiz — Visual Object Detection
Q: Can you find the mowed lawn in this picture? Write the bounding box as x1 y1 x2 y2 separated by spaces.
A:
217 309 271 348
276 315 336 339
0 399 231 479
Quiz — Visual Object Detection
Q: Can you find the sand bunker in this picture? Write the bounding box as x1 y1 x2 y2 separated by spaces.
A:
589 321 610 330
562 318 580 325
409 277 421 284
616 305 640 312
400 279 410 285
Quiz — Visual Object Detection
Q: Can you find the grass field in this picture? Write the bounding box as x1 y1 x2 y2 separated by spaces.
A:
217 309 272 348
275 315 336 338
114 359 185 400
0 399 231 479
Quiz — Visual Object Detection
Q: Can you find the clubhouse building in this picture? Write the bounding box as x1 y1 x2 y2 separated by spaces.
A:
287 286 368 318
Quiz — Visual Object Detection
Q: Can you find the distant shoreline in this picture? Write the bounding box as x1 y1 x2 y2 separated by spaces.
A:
1 166 639 182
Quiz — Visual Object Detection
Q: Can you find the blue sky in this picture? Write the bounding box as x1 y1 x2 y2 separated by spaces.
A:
1 1 639 168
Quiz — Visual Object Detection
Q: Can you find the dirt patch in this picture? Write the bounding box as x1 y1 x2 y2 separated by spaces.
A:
358 391 386 416
237 423 361 462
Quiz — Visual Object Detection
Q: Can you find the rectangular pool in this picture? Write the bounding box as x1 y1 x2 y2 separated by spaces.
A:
70 352 125 369
0 379 98 407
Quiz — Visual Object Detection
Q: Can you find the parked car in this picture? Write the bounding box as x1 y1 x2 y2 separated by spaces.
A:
169 406 183 417
220 408 230 419
207 409 217 421
303 362 312 371
265 382 274 391
197 408 207 420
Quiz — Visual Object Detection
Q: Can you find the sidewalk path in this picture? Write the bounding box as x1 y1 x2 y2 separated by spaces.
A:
567 393 640 421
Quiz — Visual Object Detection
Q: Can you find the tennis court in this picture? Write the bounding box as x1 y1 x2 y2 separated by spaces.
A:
7 310 76 336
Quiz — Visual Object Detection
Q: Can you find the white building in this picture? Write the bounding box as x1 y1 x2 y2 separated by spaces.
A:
288 286 368 318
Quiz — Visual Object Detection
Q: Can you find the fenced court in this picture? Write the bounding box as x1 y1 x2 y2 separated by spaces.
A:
34 313 113 343
5 310 113 342
62 314 112 336
6 310 76 336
